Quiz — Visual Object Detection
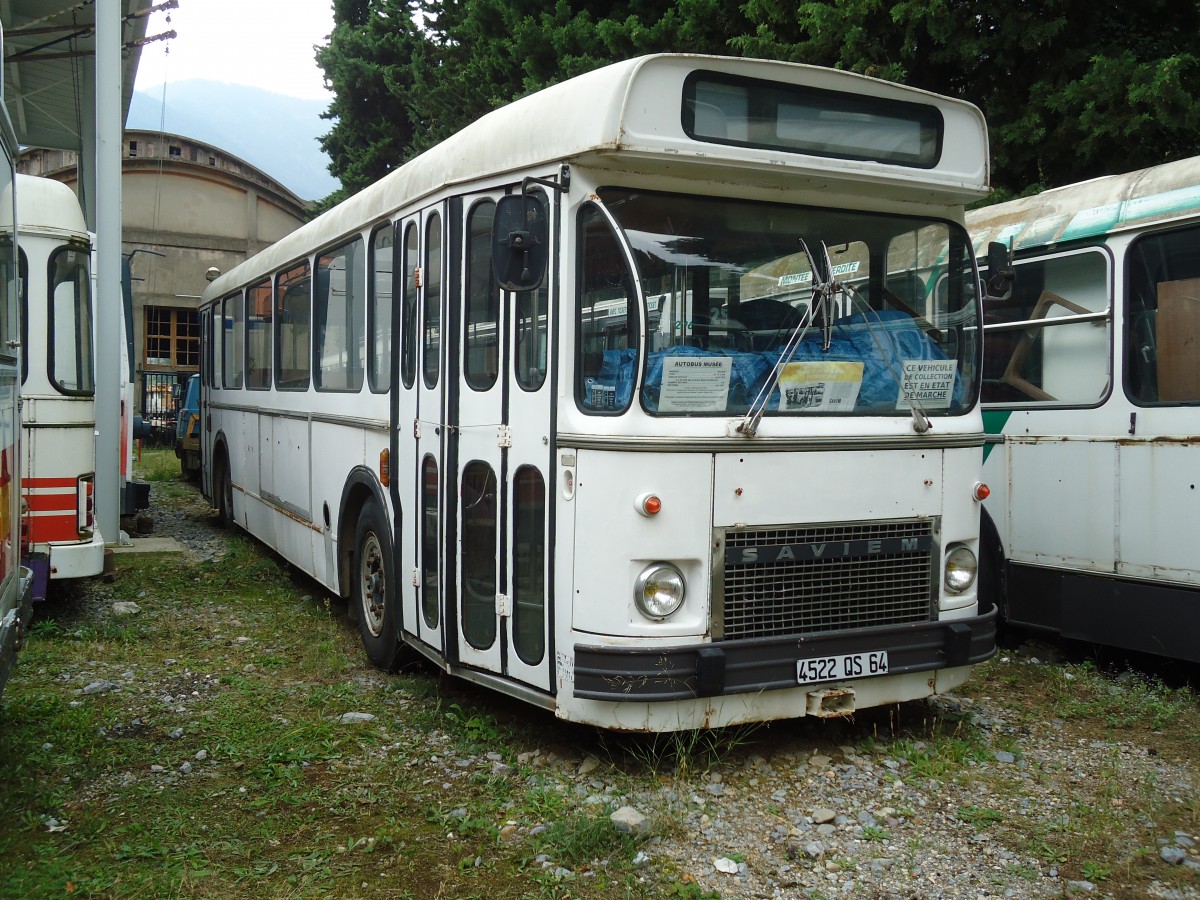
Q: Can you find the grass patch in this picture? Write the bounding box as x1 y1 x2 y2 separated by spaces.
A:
134 445 187 484
530 807 643 869
3 478 1197 898
0 492 666 898
951 653 1200 892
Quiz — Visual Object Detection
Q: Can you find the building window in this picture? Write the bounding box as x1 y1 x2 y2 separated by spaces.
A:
128 140 138 157
169 145 182 158
144 306 199 370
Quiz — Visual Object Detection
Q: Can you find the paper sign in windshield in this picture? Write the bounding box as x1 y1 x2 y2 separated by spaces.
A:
895 359 957 410
659 356 733 412
778 361 863 412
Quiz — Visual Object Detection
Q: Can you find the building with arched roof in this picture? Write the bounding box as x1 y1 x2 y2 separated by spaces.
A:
19 129 310 422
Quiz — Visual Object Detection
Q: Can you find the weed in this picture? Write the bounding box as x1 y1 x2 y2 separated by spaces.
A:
608 721 760 781
1006 862 1039 879
530 808 642 869
663 879 721 899
956 805 1005 826
445 702 503 747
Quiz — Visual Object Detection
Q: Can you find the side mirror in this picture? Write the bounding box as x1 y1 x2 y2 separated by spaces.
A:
985 240 1014 300
492 192 548 292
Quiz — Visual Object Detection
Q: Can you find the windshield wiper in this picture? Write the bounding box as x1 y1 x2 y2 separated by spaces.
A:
737 239 835 437
841 281 932 433
737 239 934 436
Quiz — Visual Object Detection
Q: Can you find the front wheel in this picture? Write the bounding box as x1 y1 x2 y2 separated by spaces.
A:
353 500 403 671
215 456 235 530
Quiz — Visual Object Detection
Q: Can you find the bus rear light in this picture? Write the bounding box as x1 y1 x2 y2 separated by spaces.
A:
77 475 94 534
973 482 990 501
379 449 390 487
20 497 29 552
635 492 662 517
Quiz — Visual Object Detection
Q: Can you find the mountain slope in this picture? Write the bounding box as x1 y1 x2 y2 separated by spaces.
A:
128 81 340 202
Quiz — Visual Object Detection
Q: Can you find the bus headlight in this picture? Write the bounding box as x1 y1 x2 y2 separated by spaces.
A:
944 544 977 593
634 562 686 620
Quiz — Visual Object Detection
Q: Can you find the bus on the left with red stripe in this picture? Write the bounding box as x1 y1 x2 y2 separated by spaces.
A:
11 173 104 602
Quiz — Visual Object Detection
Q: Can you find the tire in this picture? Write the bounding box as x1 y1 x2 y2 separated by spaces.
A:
352 500 403 671
215 456 235 530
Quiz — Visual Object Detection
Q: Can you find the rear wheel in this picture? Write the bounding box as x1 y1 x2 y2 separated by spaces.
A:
353 500 403 670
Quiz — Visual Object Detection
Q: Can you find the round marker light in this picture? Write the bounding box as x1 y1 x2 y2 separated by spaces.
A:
634 562 686 620
944 544 978 593
635 492 662 516
973 481 991 501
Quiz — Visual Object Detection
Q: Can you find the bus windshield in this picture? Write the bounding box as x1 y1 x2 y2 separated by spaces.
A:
577 188 979 418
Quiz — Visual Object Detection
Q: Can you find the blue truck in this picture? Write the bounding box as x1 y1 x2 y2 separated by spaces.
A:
174 373 201 481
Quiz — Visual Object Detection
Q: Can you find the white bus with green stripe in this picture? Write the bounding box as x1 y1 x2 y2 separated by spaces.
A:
972 155 1200 663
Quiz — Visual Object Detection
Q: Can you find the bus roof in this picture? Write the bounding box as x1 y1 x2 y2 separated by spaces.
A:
0 173 87 237
968 155 1200 253
203 53 989 304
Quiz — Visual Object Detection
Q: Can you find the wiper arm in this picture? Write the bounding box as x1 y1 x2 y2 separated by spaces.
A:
737 239 836 437
841 281 932 433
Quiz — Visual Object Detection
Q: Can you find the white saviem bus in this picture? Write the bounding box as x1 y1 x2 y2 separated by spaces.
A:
200 54 997 731
10 174 102 600
973 155 1200 663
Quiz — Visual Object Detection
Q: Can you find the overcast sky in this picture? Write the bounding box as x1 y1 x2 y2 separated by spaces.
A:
133 0 335 101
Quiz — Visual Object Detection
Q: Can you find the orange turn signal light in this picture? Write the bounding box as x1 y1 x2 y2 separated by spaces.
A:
635 492 662 517
973 482 990 501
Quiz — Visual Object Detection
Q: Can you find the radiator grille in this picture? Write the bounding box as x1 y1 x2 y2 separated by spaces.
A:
719 519 936 641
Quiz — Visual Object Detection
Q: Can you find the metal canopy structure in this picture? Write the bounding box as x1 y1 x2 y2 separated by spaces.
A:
3 0 160 154
2 0 166 547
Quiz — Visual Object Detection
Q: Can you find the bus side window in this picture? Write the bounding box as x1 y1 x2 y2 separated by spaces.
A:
275 261 311 391
512 465 545 664
465 199 498 391
369 224 393 393
420 455 439 628
515 190 549 392
0 236 13 366
246 279 272 390
982 251 1109 405
222 290 244 389
401 222 418 390
315 238 364 393
576 202 636 413
48 246 94 394
1126 225 1200 403
461 460 497 649
423 214 442 389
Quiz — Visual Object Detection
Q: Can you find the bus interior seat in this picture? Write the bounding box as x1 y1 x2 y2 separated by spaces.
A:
734 297 804 350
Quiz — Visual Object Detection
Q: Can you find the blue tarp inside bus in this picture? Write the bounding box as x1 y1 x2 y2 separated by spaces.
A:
587 310 965 414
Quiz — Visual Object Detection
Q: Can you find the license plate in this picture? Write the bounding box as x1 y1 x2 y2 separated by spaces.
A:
797 650 889 685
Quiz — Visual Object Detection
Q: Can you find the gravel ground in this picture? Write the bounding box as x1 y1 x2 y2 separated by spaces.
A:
99 480 1200 899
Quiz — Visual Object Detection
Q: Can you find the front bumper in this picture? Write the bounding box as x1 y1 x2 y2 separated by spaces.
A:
573 600 997 702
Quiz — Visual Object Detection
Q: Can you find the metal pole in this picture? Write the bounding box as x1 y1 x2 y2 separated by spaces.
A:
94 0 121 544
